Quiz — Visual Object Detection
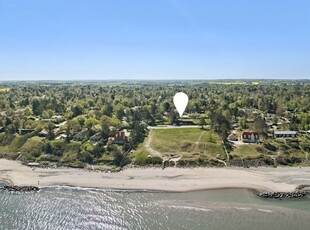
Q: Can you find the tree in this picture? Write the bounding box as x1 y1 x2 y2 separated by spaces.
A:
71 104 83 117
85 118 99 130
168 110 178 124
32 97 43 116
199 118 206 129
112 150 130 167
46 122 55 140
130 122 146 148
253 116 268 140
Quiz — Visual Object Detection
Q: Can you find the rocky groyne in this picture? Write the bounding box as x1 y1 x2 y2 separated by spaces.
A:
2 185 40 192
258 191 308 199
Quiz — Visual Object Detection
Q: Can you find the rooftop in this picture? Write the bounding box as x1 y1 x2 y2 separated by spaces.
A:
274 130 297 135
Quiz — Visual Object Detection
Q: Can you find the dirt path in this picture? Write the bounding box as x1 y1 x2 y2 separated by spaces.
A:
195 131 206 144
145 131 162 157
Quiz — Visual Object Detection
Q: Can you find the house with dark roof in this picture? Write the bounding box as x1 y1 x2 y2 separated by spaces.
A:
73 130 89 141
18 129 35 135
38 129 48 137
241 131 259 143
89 133 102 143
178 119 195 125
274 130 297 138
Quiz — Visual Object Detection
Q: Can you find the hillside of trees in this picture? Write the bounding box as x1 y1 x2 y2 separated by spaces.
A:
0 80 309 169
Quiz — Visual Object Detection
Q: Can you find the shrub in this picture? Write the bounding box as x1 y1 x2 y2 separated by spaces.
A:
146 156 162 165
263 142 277 152
135 151 148 166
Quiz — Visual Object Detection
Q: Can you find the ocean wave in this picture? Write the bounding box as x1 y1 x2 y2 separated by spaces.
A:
39 185 161 194
168 205 212 212
257 209 273 213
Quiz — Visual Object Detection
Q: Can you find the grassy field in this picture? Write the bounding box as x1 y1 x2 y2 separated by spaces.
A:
0 88 10 92
208 82 259 85
147 128 225 160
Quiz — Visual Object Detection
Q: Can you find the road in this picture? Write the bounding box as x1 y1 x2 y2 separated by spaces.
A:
148 125 208 129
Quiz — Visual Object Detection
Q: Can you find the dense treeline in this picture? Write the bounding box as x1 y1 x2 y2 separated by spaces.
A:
0 80 309 167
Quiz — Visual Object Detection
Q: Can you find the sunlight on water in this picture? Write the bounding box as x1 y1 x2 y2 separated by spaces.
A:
0 188 309 230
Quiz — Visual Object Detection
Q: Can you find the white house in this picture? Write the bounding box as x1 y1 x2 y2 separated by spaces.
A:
274 130 297 138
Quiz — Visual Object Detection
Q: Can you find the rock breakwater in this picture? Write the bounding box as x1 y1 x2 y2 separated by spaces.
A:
259 191 308 199
2 185 40 192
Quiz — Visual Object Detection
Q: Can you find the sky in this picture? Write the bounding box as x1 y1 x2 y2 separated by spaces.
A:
1 0 310 81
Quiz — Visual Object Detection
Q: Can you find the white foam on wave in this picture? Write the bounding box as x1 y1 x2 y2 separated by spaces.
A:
168 205 212 212
257 209 273 213
39 185 156 193
233 207 251 211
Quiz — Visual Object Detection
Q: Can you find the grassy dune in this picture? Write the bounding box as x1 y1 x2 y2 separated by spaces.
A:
230 145 261 158
148 128 225 160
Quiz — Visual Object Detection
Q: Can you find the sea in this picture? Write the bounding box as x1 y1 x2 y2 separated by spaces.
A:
0 185 309 230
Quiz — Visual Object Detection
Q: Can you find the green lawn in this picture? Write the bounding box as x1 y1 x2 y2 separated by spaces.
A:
148 128 225 160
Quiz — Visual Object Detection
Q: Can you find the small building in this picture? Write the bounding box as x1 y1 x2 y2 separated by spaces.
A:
89 133 102 143
56 134 67 140
108 131 126 144
28 162 40 167
241 131 259 143
52 115 63 119
228 133 238 141
274 130 297 138
178 119 195 125
265 121 273 128
232 123 238 129
0 126 4 132
73 130 89 141
38 129 48 137
18 129 35 135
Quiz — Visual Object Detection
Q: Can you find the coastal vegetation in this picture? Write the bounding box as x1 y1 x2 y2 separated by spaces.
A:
0 80 309 168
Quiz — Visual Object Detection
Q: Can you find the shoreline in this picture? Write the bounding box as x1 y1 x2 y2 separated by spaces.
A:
1 159 310 193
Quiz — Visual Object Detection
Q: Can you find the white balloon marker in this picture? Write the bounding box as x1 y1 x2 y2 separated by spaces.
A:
173 92 188 117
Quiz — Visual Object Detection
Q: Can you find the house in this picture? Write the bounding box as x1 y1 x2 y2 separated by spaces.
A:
265 121 273 128
274 130 297 138
18 129 35 135
241 131 259 143
232 123 238 129
0 126 4 132
228 133 238 141
178 119 195 125
307 130 310 135
56 134 67 140
89 133 102 143
108 131 126 144
52 115 63 119
38 129 48 137
73 130 89 141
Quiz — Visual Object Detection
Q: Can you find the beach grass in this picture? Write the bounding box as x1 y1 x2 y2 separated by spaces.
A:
148 128 225 160
230 145 261 158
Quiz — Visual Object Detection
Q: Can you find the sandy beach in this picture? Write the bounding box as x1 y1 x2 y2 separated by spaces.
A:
0 159 310 192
